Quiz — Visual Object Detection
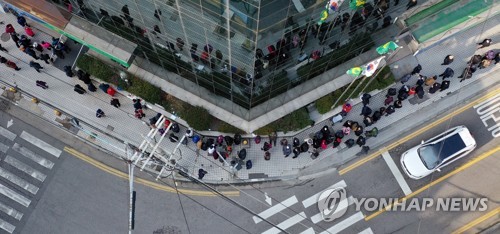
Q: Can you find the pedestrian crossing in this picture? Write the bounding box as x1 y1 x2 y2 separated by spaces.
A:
0 128 62 233
253 180 371 234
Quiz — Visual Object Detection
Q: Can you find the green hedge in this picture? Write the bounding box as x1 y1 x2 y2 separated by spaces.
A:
297 33 375 80
254 107 312 135
180 106 212 131
75 55 117 82
315 66 395 114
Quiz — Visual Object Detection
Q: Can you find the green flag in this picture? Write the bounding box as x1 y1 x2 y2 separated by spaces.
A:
349 0 366 10
346 67 362 76
376 41 399 55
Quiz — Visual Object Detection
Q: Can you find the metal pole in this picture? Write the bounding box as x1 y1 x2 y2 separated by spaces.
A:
128 161 134 234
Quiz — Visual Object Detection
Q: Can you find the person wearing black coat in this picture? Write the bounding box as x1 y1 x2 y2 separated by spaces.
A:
394 100 403 108
24 47 39 60
74 84 86 94
64 65 74 77
438 67 454 79
29 61 43 73
440 80 450 91
372 111 382 122
361 93 371 105
87 82 97 92
360 105 372 117
415 85 425 99
411 64 422 75
429 82 441 94
385 105 395 116
40 54 51 64
441 55 454 65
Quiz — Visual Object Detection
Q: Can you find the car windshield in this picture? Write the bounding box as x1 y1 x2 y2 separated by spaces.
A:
418 133 466 169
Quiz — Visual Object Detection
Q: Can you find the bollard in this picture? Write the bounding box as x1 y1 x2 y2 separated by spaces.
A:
31 98 39 103
54 109 61 116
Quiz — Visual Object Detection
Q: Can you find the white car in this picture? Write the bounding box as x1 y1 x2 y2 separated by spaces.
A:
400 126 476 180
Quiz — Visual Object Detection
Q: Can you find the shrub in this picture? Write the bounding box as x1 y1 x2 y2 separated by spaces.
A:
254 107 312 135
126 76 163 104
76 55 116 82
180 106 212 131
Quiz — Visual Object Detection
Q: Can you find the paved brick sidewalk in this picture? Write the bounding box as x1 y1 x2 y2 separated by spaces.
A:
0 11 498 184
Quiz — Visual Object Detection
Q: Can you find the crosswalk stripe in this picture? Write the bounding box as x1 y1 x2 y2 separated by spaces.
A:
0 167 39 195
0 201 23 220
358 227 374 234
20 131 61 158
310 196 354 224
319 212 365 234
253 196 298 224
0 217 15 233
262 212 306 234
300 227 315 234
4 156 47 182
0 126 16 142
12 143 54 169
0 183 31 207
382 151 412 195
302 180 346 208
0 142 9 153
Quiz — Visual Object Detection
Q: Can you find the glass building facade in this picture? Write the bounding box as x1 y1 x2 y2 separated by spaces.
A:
9 0 379 120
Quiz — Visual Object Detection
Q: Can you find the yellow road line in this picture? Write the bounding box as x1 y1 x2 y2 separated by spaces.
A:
364 146 500 221
64 147 239 197
452 207 500 234
339 89 500 175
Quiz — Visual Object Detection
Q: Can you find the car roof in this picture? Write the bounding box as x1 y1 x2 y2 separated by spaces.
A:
436 133 466 161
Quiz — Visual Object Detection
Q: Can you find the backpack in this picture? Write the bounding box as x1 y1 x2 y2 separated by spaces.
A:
87 82 97 92
480 59 491 68
201 142 208 151
169 133 179 143
171 123 180 133
300 142 309 153
345 139 355 148
238 149 247 160
233 134 242 145
283 144 292 156
192 135 200 143
387 88 397 96
224 136 234 146
255 135 261 144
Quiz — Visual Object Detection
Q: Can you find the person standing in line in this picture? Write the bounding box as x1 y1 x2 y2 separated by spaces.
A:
477 38 492 49
96 109 105 118
269 131 277 147
410 64 422 75
441 55 454 65
74 84 86 94
11 33 20 48
438 67 454 79
110 98 121 108
23 46 39 60
40 53 51 64
5 24 16 34
17 16 28 27
0 43 8 53
24 26 35 37
133 98 143 110
29 60 43 73
0 56 21 71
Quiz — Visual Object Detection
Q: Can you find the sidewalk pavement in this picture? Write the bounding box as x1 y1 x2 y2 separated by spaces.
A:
0 11 499 184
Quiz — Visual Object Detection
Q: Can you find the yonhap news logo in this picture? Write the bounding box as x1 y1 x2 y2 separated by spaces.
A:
317 187 348 222
318 188 489 222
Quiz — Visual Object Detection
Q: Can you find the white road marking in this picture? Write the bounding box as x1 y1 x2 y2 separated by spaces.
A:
4 156 46 182
0 217 15 233
300 227 315 234
0 126 16 141
310 196 354 224
253 196 298 224
302 180 347 208
20 131 61 158
0 142 9 153
382 151 412 195
358 227 374 234
0 183 31 207
262 212 306 234
0 201 23 220
12 143 54 169
0 167 39 194
319 212 365 234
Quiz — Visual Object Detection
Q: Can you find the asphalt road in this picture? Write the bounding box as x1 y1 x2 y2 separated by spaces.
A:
0 87 498 234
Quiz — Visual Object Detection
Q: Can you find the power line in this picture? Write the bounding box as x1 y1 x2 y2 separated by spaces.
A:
170 174 192 234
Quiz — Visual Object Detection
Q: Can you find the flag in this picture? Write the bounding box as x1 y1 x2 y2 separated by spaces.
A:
349 0 366 10
346 67 362 77
326 0 345 13
362 56 385 77
376 41 399 55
